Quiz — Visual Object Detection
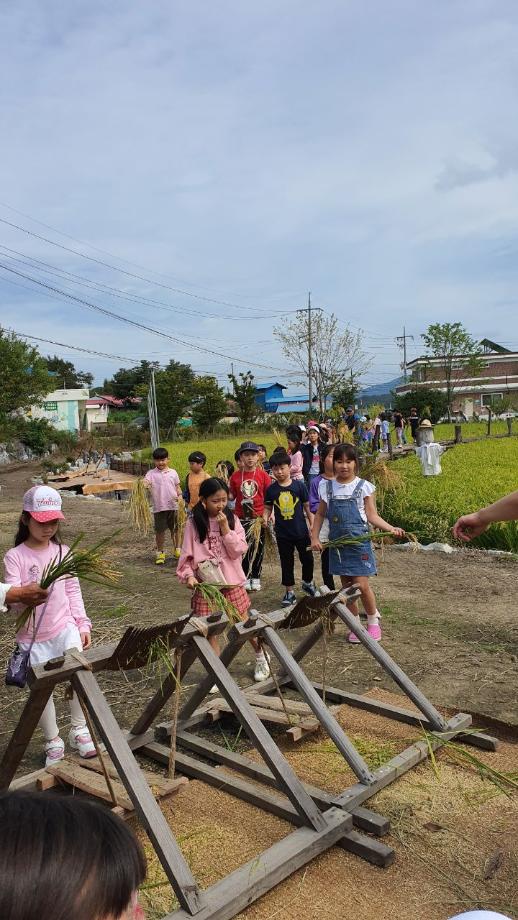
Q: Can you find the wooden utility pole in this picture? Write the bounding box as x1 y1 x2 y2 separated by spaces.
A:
307 292 313 412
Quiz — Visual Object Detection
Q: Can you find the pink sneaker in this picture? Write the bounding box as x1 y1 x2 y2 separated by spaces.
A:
69 728 96 758
44 737 65 767
367 622 382 641
347 630 361 643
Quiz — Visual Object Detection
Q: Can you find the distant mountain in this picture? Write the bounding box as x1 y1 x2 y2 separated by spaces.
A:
357 375 404 403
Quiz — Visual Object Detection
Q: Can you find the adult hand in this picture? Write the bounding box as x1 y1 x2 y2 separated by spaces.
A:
216 511 230 535
6 583 48 606
452 512 487 541
81 632 92 650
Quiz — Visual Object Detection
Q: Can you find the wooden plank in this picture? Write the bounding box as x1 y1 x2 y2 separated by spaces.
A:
47 761 135 810
0 685 54 788
28 642 119 689
191 634 327 832
178 635 244 722
70 755 189 797
175 731 389 836
330 599 449 732
205 700 319 732
262 626 375 785
166 806 353 920
309 682 500 751
339 828 394 868
72 670 203 916
246 692 329 716
9 767 51 792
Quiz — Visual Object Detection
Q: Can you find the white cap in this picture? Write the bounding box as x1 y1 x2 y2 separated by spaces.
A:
22 485 65 522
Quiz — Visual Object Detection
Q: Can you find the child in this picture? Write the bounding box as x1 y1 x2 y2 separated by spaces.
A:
228 442 272 592
3 486 96 766
257 444 272 476
286 427 304 481
177 477 270 682
310 444 404 642
380 413 390 452
0 791 146 920
144 447 182 565
234 448 244 471
264 453 315 606
301 424 323 485
308 443 335 590
215 459 234 484
183 451 210 509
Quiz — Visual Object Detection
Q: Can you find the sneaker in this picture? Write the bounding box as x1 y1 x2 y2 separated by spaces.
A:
44 736 65 767
301 581 317 597
347 630 361 644
174 548 181 559
244 577 252 592
367 622 382 641
250 579 261 592
254 658 271 681
155 552 166 565
69 728 96 759
281 590 297 607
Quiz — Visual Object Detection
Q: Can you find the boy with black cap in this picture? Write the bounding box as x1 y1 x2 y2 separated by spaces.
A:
228 442 271 593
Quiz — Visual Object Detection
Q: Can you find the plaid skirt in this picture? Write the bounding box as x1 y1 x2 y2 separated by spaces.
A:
191 584 251 618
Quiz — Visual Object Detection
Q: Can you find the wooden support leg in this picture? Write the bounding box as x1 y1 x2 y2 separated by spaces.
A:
191 635 328 832
261 626 375 785
0 685 54 788
331 599 449 731
71 670 204 916
179 636 244 722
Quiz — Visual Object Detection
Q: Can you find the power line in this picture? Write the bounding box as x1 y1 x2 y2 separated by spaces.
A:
0 261 289 373
8 329 137 363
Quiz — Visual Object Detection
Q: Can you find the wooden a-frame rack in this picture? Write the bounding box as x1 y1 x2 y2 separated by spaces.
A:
0 588 499 920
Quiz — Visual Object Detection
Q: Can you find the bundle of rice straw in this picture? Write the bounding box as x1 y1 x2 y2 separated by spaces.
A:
15 531 122 632
128 477 152 535
272 427 285 448
175 497 188 547
215 461 230 484
193 583 241 622
361 455 402 509
247 516 264 568
262 524 279 566
321 530 418 557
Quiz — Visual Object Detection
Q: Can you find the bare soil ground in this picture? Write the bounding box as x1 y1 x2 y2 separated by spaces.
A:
1 462 517 919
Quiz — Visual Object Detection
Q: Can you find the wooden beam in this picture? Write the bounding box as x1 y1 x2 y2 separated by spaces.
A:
0 685 54 788
191 635 327 832
46 761 134 810
261 626 375 785
71 670 203 916
130 647 198 737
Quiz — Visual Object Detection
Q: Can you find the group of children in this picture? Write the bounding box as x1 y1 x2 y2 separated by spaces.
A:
1 424 404 767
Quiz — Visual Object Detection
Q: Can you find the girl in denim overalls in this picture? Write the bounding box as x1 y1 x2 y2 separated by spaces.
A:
311 444 404 643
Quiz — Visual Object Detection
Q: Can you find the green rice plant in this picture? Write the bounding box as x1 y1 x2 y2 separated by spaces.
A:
193 583 241 622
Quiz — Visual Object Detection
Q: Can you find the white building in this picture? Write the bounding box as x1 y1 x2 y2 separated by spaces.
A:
30 388 90 433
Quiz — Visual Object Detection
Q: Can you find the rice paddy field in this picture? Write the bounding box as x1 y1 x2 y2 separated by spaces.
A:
140 431 282 473
383 438 518 549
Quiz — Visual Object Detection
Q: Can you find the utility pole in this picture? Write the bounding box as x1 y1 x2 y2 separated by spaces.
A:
307 292 313 411
396 326 414 382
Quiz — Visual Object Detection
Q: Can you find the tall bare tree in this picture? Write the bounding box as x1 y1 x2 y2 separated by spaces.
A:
274 312 371 415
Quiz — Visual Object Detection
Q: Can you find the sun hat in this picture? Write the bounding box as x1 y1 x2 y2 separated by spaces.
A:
298 424 306 431
23 485 65 522
237 441 260 457
419 419 433 428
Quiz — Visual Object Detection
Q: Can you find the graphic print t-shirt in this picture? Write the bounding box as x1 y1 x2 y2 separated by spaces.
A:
265 480 309 540
229 468 272 519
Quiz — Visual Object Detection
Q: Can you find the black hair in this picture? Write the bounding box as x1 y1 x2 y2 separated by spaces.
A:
286 424 302 440
14 512 61 548
0 791 146 920
192 477 235 544
234 448 241 462
152 447 169 460
269 452 291 468
188 451 206 465
333 442 359 473
257 444 267 453
319 442 334 474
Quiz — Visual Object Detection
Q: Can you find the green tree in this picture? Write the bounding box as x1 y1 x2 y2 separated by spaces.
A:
45 355 93 388
103 360 160 399
393 387 448 424
228 371 257 428
421 323 484 420
191 376 228 432
332 377 359 411
0 328 54 416
153 360 196 432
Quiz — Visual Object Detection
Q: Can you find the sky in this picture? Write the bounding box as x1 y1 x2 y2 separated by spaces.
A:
1 0 518 391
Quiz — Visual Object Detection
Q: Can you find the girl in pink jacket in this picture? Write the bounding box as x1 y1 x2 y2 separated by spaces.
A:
177 477 270 682
3 486 96 767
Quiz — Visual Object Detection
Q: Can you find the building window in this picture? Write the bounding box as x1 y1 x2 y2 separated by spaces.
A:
481 393 503 407
43 401 58 411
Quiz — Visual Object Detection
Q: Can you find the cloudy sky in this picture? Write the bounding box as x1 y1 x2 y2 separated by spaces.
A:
1 0 518 390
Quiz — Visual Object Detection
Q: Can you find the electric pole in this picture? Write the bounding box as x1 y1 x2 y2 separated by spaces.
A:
307 292 312 411
396 326 414 382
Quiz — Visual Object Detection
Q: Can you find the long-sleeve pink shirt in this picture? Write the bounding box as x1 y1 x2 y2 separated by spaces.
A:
3 542 91 644
289 449 304 481
177 516 248 586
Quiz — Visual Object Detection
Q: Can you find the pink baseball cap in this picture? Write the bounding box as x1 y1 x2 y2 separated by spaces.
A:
22 485 65 522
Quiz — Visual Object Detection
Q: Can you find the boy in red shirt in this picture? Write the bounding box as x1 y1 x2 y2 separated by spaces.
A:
228 442 271 592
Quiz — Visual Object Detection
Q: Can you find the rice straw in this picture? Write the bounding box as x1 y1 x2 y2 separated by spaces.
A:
128 478 153 535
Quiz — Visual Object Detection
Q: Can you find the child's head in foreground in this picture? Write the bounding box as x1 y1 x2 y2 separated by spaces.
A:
152 447 169 469
0 791 146 920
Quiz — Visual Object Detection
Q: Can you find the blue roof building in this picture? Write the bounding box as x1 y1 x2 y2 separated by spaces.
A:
254 381 287 411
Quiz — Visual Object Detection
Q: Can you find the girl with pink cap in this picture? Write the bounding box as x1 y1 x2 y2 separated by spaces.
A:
3 486 96 766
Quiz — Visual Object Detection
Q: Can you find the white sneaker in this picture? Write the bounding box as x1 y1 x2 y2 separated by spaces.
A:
244 578 252 592
45 736 65 768
254 658 270 681
69 728 96 759
250 579 262 592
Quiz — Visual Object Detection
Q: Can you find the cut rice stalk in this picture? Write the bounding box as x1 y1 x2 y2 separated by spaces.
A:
175 497 188 547
193 583 241 623
272 427 285 448
246 516 264 569
128 477 153 535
